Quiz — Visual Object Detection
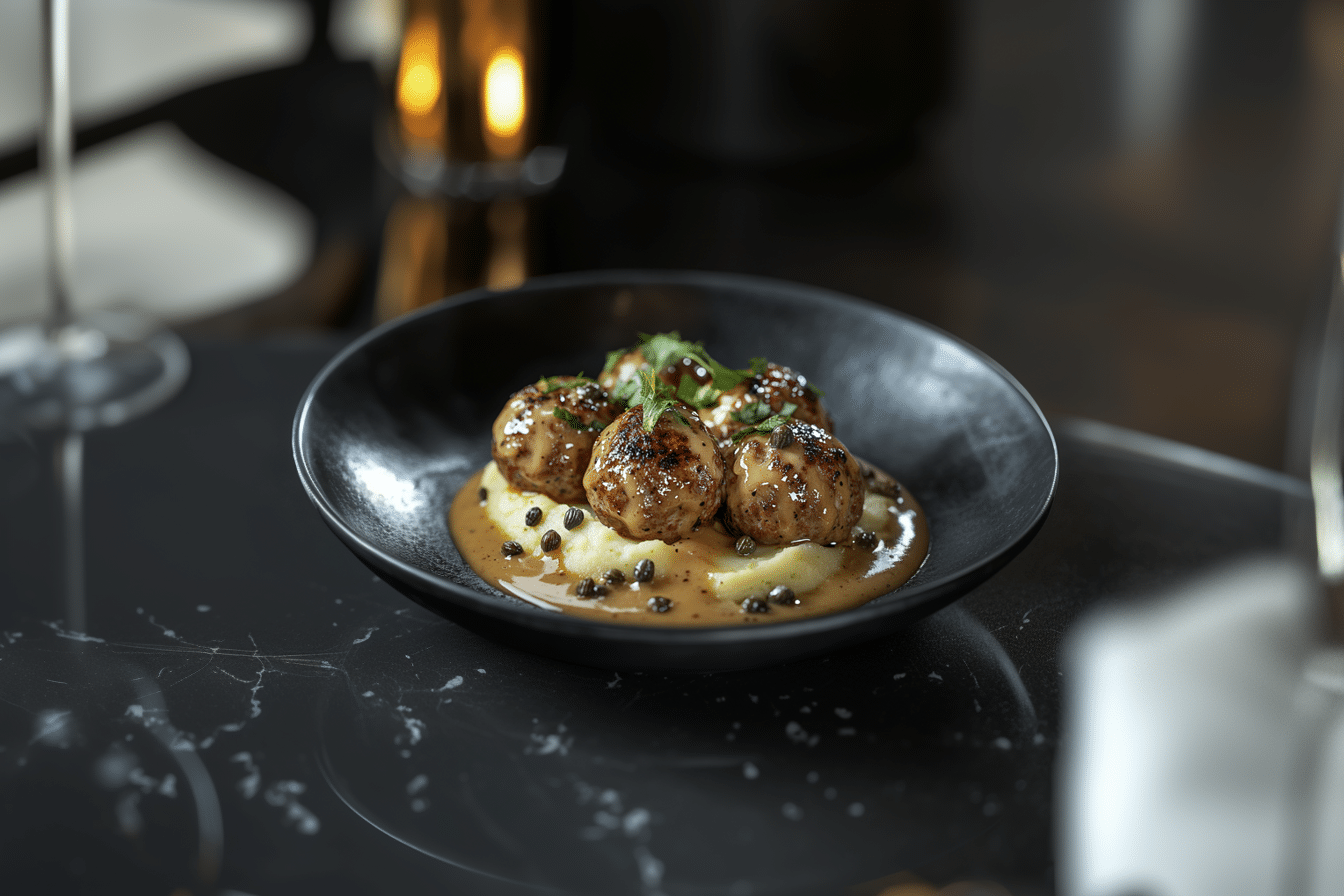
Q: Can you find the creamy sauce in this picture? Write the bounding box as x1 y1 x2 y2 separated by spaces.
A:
448 465 930 627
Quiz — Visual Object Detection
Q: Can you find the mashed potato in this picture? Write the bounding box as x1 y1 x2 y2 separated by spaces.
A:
479 461 899 604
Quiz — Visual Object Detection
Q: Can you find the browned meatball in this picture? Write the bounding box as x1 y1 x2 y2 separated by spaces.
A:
582 403 725 543
702 363 833 443
723 422 865 545
491 378 621 503
598 349 646 397
599 349 712 405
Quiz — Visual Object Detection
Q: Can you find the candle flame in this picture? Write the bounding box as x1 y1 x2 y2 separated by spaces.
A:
397 16 442 120
483 46 525 141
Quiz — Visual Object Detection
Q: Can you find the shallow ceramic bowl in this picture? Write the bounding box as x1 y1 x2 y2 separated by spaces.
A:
293 271 1057 671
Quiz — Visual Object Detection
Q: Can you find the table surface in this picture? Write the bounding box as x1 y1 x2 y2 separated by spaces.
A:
0 339 1307 896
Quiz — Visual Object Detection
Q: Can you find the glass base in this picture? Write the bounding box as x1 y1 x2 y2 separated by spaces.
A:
0 311 189 433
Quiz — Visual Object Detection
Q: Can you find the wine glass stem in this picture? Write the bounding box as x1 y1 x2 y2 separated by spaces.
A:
40 0 74 332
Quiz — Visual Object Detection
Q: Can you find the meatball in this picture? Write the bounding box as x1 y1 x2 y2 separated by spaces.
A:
599 349 712 405
702 363 833 443
723 422 865 545
491 378 621 504
583 403 725 543
598 349 646 397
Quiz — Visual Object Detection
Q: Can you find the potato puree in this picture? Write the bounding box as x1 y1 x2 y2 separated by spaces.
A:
448 461 929 627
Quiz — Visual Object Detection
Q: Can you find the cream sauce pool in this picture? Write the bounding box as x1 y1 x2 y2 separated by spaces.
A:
448 465 930 627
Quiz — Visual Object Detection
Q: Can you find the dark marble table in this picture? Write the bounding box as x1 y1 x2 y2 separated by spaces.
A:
0 339 1305 896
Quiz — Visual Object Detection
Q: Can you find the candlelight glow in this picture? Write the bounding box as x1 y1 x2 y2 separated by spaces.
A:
483 46 525 140
397 16 442 118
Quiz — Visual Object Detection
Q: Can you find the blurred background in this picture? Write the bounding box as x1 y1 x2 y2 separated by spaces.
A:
2 0 1342 471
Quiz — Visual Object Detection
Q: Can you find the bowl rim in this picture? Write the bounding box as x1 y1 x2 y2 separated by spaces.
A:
293 269 1059 646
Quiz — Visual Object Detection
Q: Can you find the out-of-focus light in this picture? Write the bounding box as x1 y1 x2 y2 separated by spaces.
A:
483 46 525 140
397 16 441 118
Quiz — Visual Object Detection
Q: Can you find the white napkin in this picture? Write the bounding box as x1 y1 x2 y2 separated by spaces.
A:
1060 556 1344 896
0 123 313 324
0 0 310 155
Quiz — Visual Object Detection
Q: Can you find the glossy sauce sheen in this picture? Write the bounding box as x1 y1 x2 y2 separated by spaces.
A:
449 468 930 627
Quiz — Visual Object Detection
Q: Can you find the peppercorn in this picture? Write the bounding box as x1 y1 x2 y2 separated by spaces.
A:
633 559 655 583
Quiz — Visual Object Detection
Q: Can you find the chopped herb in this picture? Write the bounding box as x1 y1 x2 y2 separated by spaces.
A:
610 375 641 405
551 407 606 432
538 374 596 394
602 348 629 377
730 412 797 443
633 369 687 431
636 332 751 408
732 400 796 426
749 357 769 376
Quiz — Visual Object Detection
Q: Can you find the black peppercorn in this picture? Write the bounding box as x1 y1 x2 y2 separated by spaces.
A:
735 535 756 556
564 507 584 530
501 541 522 557
742 597 770 614
633 559 655 583
541 530 561 552
647 596 673 613
768 585 798 606
524 506 542 526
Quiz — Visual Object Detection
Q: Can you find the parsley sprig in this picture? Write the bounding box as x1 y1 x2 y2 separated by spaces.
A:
606 332 753 412
729 402 799 443
551 407 606 431
632 369 688 432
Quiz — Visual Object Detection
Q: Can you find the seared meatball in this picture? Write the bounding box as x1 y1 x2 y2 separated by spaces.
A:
598 349 646 397
599 349 711 405
702 363 833 443
723 423 865 545
583 404 725 543
491 378 621 503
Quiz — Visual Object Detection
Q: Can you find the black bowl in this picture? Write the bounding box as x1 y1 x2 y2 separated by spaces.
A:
293 271 1057 671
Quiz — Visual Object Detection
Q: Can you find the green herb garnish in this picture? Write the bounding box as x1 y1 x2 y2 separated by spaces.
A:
538 373 596 394
633 369 687 432
610 376 641 406
552 407 606 432
729 402 799 443
601 348 628 377
636 332 749 403
731 400 797 426
749 357 769 377
730 413 797 443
